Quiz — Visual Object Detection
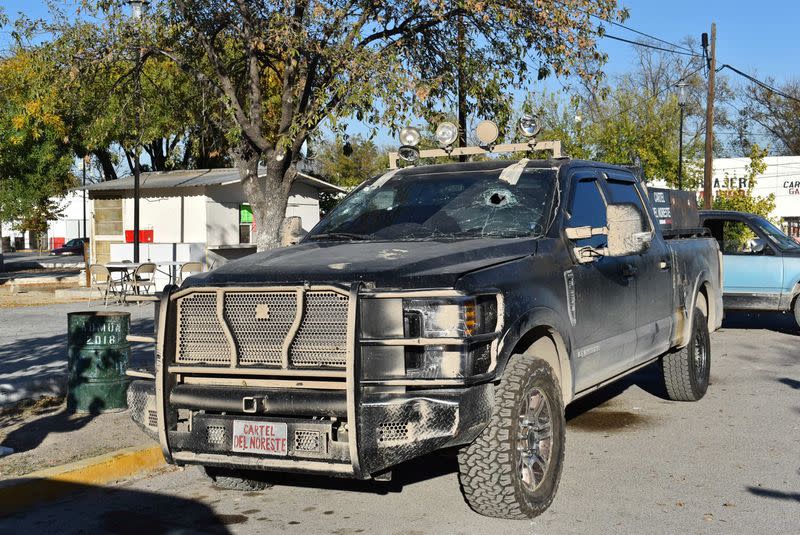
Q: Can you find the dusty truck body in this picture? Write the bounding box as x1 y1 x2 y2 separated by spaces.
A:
129 158 722 519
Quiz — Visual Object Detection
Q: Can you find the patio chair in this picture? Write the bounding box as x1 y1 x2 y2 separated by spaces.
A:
88 264 121 307
177 261 203 285
124 262 157 305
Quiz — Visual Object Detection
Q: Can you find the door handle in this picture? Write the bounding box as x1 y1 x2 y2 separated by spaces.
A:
659 258 672 270
622 263 638 278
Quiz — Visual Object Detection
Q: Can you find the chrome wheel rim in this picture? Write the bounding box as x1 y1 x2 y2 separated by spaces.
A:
517 388 553 491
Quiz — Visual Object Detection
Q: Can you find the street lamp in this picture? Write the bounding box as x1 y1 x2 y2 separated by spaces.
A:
126 0 148 261
677 81 688 190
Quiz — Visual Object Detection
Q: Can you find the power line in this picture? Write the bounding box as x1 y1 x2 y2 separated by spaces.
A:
717 64 800 104
603 33 702 57
553 0 696 54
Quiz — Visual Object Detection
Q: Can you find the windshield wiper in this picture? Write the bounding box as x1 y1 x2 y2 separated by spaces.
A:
306 232 371 241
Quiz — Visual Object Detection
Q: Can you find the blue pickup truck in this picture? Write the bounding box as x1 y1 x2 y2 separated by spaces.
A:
700 210 800 328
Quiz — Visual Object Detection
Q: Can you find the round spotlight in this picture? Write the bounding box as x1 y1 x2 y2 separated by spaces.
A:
518 114 541 138
435 121 458 147
399 126 421 147
398 145 420 163
475 120 499 146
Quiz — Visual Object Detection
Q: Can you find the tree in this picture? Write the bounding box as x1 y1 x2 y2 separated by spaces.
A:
0 50 75 237
313 135 389 214
527 42 735 188
712 143 775 216
738 79 800 156
49 0 619 251
314 136 388 189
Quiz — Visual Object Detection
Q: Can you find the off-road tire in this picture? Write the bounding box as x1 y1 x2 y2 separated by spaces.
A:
662 307 711 401
202 466 273 491
457 357 566 519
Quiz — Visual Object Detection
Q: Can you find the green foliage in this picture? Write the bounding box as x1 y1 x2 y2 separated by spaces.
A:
313 136 388 214
0 50 75 232
712 144 775 250
316 136 388 189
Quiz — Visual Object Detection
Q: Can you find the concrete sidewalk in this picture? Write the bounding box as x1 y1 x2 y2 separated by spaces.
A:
0 302 155 405
0 397 155 480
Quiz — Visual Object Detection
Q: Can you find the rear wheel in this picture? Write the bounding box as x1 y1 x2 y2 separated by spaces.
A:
793 297 800 330
457 357 566 519
202 466 273 491
662 307 711 401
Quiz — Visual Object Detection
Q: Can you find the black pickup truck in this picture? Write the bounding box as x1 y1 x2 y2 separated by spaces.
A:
129 158 722 519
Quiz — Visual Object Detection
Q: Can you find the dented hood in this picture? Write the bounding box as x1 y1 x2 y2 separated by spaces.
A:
184 238 538 289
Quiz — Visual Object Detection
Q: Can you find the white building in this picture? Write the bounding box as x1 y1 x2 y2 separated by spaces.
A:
80 168 345 267
705 156 800 240
1 190 89 251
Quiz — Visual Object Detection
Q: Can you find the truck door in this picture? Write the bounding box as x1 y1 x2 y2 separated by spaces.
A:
602 171 673 363
703 217 783 308
565 170 638 391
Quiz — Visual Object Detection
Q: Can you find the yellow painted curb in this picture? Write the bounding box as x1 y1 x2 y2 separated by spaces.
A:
0 445 165 516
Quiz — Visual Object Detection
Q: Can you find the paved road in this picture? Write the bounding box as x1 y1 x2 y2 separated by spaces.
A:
0 302 155 405
3 311 799 534
1 251 85 270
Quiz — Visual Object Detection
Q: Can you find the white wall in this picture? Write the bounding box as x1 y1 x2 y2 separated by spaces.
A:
709 156 800 220
122 190 207 244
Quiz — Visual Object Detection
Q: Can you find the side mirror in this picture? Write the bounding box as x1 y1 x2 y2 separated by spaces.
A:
750 239 766 254
607 203 651 257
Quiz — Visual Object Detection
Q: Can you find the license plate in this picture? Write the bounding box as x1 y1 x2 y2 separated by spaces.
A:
231 420 288 456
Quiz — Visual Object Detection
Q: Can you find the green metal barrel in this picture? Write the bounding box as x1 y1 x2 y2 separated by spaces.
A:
67 311 130 413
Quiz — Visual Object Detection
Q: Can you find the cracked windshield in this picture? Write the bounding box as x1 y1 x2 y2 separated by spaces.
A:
306 166 558 241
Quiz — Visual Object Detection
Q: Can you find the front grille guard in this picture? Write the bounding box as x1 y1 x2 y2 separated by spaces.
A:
157 283 362 476
173 285 349 370
155 284 499 478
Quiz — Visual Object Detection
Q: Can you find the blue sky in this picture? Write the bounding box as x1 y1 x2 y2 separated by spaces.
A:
2 1 797 149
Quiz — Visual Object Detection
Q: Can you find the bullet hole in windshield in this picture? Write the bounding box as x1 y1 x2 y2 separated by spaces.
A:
488 192 508 206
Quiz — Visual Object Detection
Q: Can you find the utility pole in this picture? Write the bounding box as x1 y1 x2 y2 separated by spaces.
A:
457 13 467 162
702 23 716 208
82 156 87 238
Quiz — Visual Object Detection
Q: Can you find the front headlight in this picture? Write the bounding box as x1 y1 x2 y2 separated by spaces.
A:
359 293 501 381
402 295 498 339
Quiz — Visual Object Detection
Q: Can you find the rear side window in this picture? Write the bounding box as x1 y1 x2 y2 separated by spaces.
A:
604 175 651 232
567 177 606 248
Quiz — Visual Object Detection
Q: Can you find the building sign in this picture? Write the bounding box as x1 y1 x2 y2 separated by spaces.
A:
784 181 800 195
712 176 752 190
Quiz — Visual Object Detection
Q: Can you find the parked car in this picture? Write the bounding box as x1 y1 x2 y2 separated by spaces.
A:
129 157 722 520
700 210 800 327
50 237 88 256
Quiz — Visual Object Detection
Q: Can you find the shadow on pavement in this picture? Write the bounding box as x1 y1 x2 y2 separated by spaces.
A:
0 317 154 405
778 377 800 390
1 481 234 534
746 485 800 503
721 310 799 335
0 402 95 453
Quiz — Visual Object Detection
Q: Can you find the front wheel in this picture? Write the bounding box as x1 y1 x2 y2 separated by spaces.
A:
793 298 800 330
458 357 566 519
662 307 711 401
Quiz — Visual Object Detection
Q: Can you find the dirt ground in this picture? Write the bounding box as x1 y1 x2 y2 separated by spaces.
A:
0 396 154 479
0 292 90 308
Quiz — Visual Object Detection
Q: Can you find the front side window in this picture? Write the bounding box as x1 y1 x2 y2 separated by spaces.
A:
306 166 558 241
566 177 606 248
751 216 800 251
